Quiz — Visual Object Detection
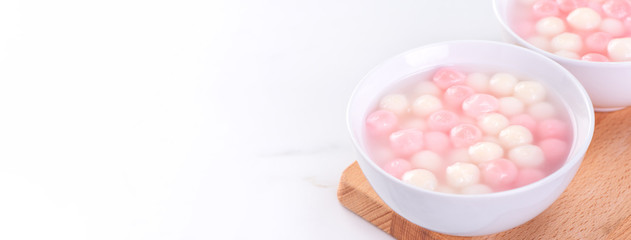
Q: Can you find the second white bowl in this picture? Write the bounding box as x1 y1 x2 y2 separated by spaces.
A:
493 0 631 112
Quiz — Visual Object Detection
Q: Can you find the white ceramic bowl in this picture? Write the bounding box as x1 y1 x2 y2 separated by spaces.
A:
493 0 631 112
347 40 594 236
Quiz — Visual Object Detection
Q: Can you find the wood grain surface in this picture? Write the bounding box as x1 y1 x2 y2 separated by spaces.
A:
337 108 631 239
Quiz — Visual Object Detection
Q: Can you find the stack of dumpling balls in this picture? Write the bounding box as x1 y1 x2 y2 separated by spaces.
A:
513 0 631 62
365 67 572 194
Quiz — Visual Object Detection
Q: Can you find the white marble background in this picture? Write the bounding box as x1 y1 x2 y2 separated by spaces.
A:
0 0 502 239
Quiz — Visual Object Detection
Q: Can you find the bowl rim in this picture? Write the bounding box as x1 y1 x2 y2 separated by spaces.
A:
492 0 631 67
346 40 595 199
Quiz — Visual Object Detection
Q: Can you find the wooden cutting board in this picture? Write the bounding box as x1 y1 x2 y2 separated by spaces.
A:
337 108 631 239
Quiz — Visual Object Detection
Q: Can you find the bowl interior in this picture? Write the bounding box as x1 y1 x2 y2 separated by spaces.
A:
348 40 594 193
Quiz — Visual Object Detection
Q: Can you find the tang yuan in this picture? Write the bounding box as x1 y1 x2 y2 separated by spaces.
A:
365 66 573 194
510 0 631 61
